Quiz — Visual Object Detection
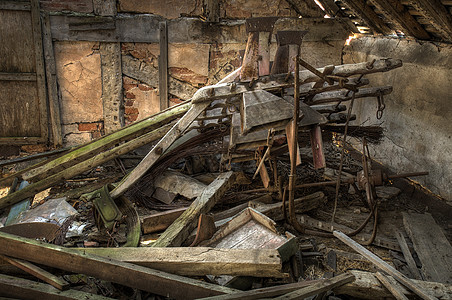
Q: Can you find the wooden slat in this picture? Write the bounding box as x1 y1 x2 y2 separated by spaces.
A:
375 271 409 300
0 1 30 11
333 231 437 300
0 72 36 81
72 247 283 277
0 273 111 300
152 171 237 247
42 13 63 147
0 255 69 291
403 212 452 284
0 231 238 299
142 207 187 234
273 273 355 299
407 0 452 41
158 21 168 110
341 0 393 35
369 0 430 39
395 231 423 280
30 0 49 143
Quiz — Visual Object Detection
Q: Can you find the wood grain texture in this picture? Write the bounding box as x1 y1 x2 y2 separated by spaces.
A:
375 271 409 300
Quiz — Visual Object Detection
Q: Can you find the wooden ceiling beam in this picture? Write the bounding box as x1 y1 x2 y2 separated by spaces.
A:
369 0 430 39
340 0 393 35
407 0 452 41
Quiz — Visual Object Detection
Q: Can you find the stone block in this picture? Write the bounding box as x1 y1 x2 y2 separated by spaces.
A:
64 132 92 147
55 42 103 124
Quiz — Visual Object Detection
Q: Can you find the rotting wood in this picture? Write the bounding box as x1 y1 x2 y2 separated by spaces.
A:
192 59 402 103
0 273 112 300
340 0 393 35
72 247 284 277
375 271 409 300
190 214 216 246
335 270 452 299
0 123 173 210
110 102 211 199
42 13 63 147
395 230 423 280
273 273 355 300
198 279 323 300
0 232 238 299
407 0 452 41
141 207 187 234
333 230 437 300
402 212 452 284
159 21 169 110
151 171 237 247
153 170 207 200
205 0 220 22
0 255 69 291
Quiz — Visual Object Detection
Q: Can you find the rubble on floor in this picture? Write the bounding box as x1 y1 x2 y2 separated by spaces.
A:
1 19 451 300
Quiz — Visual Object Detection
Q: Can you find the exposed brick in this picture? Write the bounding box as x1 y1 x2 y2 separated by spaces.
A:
40 0 93 13
78 122 103 132
91 131 102 139
123 76 138 85
21 144 49 154
125 92 136 99
126 114 138 123
137 84 153 91
170 98 184 105
123 83 137 90
125 107 139 115
125 99 135 106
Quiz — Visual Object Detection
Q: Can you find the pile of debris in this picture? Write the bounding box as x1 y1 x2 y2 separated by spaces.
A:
1 18 451 300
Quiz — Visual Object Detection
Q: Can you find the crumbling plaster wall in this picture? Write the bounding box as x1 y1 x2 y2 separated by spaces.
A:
343 37 452 202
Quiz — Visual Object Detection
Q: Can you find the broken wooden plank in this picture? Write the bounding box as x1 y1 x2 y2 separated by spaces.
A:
375 271 409 300
192 59 402 103
402 212 452 284
153 170 207 199
0 232 237 299
0 123 173 210
198 279 322 300
142 207 187 234
0 273 111 300
111 102 211 199
72 247 283 277
335 270 452 299
152 171 237 247
273 273 355 299
333 230 437 300
0 255 69 291
395 230 423 280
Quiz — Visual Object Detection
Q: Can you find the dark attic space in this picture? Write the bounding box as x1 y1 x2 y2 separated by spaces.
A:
0 0 451 299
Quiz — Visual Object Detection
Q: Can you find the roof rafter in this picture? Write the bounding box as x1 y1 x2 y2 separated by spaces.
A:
340 0 393 35
407 0 452 41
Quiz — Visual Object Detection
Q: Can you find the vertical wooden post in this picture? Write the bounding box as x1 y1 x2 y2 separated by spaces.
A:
159 21 169 110
206 0 220 22
42 13 63 147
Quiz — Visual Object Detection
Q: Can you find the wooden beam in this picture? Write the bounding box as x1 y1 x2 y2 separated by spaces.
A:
0 255 69 291
198 280 323 300
159 21 169 110
0 273 111 300
151 171 237 247
407 0 452 41
0 72 36 81
375 271 409 300
0 232 238 299
142 207 187 234
72 247 283 277
341 0 393 35
110 102 211 199
395 231 423 280
335 270 452 299
333 230 437 300
206 0 220 22
369 0 430 39
402 212 452 284
42 13 63 147
273 273 355 299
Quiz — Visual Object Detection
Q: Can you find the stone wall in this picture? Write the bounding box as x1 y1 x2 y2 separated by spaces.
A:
343 37 452 203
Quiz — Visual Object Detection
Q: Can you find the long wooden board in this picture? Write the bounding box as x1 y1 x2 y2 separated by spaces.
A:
72 247 283 277
402 212 452 284
0 231 237 299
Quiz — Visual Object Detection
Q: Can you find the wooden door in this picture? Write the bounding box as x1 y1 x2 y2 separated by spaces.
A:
0 0 48 144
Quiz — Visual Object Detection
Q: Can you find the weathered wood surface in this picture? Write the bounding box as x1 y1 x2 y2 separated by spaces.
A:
0 72 36 81
402 212 452 284
198 279 322 300
333 231 437 300
0 123 173 210
0 255 69 291
335 270 452 299
407 0 452 41
0 273 111 300
151 171 237 247
375 271 409 300
273 273 355 300
158 21 169 109
111 102 211 198
340 0 393 35
0 232 238 299
141 207 187 234
192 59 402 103
395 230 423 280
73 247 283 277
153 170 207 199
